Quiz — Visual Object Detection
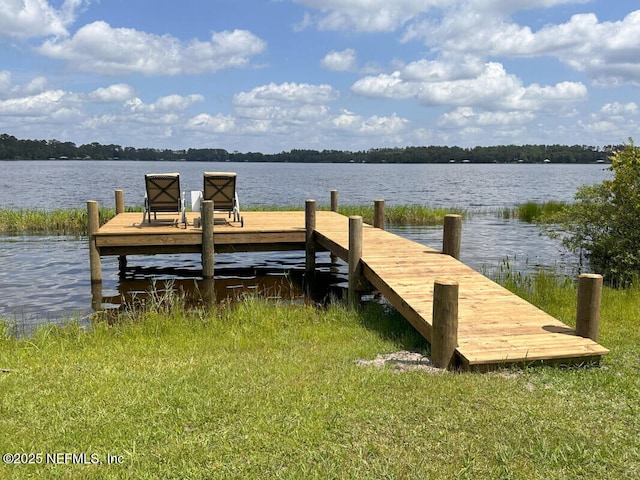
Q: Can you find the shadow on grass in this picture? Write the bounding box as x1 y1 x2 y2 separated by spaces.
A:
357 301 431 354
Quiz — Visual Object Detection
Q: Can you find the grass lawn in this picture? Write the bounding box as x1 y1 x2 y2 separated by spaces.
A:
1 272 640 479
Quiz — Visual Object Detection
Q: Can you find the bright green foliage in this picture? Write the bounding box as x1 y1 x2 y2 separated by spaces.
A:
544 140 640 285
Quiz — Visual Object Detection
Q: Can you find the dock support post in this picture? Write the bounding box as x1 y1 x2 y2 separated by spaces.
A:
374 199 385 230
331 190 338 212
348 216 364 306
88 200 102 311
305 199 317 292
201 200 214 279
576 273 603 341
201 200 215 304
115 189 125 214
115 190 127 275
330 190 339 265
88 200 101 284
432 279 459 370
442 214 462 260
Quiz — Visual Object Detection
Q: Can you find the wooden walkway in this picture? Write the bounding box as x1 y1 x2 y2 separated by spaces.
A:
92 209 609 371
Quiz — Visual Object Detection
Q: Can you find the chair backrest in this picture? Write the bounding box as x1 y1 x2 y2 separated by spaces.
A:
203 172 237 210
145 173 181 212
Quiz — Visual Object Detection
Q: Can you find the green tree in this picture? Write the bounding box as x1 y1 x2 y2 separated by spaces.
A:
545 139 640 284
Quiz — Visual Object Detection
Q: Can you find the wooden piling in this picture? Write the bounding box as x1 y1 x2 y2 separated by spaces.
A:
115 190 126 274
87 200 102 284
305 199 317 289
118 256 127 278
115 189 125 214
201 200 214 280
432 279 459 370
576 273 603 341
91 282 102 312
374 199 385 230
329 190 339 265
201 278 215 306
348 215 363 306
442 214 462 260
331 190 338 212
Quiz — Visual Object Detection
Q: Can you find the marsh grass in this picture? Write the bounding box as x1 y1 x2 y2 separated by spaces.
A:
0 204 458 233
1 275 639 478
500 200 569 223
0 207 140 234
245 203 465 226
1 201 566 234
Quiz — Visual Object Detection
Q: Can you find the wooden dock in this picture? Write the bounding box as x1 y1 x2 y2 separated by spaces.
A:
89 204 609 372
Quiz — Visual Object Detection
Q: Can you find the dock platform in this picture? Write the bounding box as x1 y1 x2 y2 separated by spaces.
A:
91 208 609 371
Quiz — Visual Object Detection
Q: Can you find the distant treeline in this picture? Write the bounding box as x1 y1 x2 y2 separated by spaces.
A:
0 133 615 163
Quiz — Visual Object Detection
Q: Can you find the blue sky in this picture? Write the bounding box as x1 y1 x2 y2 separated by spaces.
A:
0 0 638 153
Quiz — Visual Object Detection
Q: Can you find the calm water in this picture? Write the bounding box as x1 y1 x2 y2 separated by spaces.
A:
0 160 609 209
0 161 611 329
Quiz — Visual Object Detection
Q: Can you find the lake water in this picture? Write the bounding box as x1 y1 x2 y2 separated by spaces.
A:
0 161 611 331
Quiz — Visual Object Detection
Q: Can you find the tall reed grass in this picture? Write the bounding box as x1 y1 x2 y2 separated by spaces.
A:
501 200 569 223
0 206 138 234
245 203 465 226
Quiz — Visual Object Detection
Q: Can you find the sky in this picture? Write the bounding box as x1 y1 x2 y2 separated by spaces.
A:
0 0 639 154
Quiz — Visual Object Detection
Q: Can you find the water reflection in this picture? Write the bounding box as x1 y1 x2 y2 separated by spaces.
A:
92 253 348 316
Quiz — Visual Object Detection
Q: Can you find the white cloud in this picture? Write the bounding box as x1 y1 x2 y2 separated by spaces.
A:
560 11 640 87
352 62 587 111
186 113 237 134
600 102 638 118
400 56 484 82
404 6 640 87
126 94 204 114
293 0 444 32
0 0 87 38
87 84 135 103
326 110 409 140
0 89 71 117
36 21 267 76
468 0 590 15
321 48 357 71
350 72 418 100
183 82 410 149
294 0 589 34
233 83 338 126
439 107 534 128
0 71 11 93
0 71 49 99
233 82 339 107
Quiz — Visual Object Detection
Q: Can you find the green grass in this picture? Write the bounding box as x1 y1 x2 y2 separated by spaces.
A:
245 203 465 226
1 276 639 478
501 200 569 223
0 207 140 234
336 204 465 226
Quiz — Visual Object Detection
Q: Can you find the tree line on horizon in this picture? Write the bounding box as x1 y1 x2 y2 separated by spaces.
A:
0 133 615 163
